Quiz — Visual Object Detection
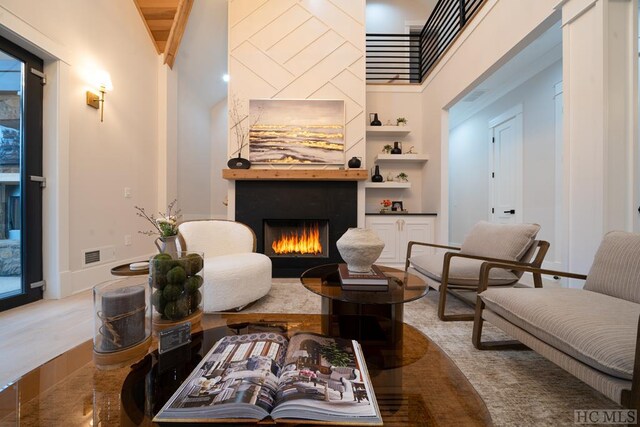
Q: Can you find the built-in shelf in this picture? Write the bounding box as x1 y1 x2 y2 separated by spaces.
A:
222 169 368 181
374 153 429 163
366 126 411 136
364 182 411 189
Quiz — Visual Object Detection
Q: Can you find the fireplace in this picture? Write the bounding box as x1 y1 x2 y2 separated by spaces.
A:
264 220 329 258
236 181 357 277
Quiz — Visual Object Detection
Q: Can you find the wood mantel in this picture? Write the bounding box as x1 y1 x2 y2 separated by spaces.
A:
222 169 368 181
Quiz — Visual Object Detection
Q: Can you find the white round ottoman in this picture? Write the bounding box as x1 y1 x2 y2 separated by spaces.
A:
202 252 272 312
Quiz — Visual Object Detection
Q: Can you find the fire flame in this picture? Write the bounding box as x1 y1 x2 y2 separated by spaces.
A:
272 223 322 255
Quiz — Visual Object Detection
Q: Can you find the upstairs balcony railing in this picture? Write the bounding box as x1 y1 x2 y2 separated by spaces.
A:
366 0 485 83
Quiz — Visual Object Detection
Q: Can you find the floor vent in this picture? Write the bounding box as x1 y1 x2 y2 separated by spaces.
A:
84 250 100 265
82 246 116 267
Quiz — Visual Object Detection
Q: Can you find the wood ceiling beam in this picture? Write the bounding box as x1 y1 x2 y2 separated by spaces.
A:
132 0 192 68
163 0 193 68
133 0 163 54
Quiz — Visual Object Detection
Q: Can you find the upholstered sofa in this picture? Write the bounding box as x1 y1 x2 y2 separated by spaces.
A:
473 231 640 408
315 366 358 399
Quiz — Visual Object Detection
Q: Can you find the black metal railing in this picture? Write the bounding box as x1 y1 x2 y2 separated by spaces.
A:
366 0 485 83
366 33 422 83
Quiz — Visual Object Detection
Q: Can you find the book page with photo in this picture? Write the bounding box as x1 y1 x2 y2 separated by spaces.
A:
154 331 382 425
271 332 381 423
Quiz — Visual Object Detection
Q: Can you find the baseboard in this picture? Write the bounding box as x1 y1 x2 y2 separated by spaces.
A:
63 253 155 297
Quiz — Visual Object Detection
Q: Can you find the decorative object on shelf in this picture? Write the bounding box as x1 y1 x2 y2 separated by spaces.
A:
385 120 393 126
135 199 182 257
227 155 251 169
336 228 385 273
93 277 151 368
391 141 402 154
347 156 362 168
369 113 382 126
396 117 407 126
382 144 392 154
407 145 416 154
392 201 404 212
386 173 394 182
396 172 409 182
380 199 392 213
229 96 255 169
371 165 383 182
150 251 204 329
250 99 345 164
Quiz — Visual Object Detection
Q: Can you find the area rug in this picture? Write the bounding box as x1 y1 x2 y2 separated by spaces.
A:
242 279 619 427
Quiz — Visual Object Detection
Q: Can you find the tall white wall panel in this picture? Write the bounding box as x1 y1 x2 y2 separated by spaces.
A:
227 0 366 166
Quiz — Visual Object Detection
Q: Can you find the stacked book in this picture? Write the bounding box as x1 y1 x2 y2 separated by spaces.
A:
338 264 389 291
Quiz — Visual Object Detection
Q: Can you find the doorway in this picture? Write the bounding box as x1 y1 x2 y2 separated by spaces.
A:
0 35 44 311
488 105 523 225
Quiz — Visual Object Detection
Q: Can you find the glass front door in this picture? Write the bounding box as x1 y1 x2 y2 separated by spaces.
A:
0 36 43 311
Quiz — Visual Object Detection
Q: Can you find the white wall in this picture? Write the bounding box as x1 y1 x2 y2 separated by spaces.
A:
210 98 228 217
561 0 637 276
0 0 160 297
174 0 228 220
448 61 562 253
366 0 436 33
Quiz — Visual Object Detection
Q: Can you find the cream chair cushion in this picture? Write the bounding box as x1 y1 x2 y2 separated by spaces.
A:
584 231 640 304
410 252 518 286
460 221 540 261
178 220 255 257
203 252 272 312
480 287 640 380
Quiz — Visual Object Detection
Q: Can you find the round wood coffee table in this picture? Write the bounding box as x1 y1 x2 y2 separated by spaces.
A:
300 264 428 343
0 313 492 426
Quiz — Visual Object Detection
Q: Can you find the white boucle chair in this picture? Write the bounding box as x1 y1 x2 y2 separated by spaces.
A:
178 220 272 312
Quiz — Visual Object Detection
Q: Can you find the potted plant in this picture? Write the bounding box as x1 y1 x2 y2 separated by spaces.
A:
319 342 354 367
382 144 393 154
396 117 407 126
380 199 392 213
135 199 181 255
396 172 409 182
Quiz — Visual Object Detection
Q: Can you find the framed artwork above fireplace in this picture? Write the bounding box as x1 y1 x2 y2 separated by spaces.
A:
248 99 345 165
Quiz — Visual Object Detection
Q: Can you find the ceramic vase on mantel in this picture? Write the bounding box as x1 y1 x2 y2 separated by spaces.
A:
155 235 179 258
336 228 385 273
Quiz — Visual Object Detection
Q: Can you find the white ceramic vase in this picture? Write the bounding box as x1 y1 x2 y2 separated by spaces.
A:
336 228 385 273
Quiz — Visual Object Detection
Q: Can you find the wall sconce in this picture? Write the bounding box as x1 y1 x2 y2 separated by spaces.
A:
86 70 113 122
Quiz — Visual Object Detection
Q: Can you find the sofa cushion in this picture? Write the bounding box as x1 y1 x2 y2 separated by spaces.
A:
584 231 640 304
480 287 640 380
410 252 518 286
460 221 540 261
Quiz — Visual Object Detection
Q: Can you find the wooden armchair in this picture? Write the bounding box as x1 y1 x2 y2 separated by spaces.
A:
472 231 640 410
405 221 549 321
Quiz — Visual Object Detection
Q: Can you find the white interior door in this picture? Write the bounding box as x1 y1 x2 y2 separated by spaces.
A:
489 106 523 224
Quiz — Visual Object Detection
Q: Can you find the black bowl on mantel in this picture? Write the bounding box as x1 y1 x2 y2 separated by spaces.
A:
227 156 251 169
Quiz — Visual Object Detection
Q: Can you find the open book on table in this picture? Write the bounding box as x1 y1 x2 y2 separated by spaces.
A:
153 331 382 425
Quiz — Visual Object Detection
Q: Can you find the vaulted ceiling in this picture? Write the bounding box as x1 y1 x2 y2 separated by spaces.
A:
132 0 194 68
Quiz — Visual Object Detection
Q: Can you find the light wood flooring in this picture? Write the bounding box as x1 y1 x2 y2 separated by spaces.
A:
0 290 93 390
